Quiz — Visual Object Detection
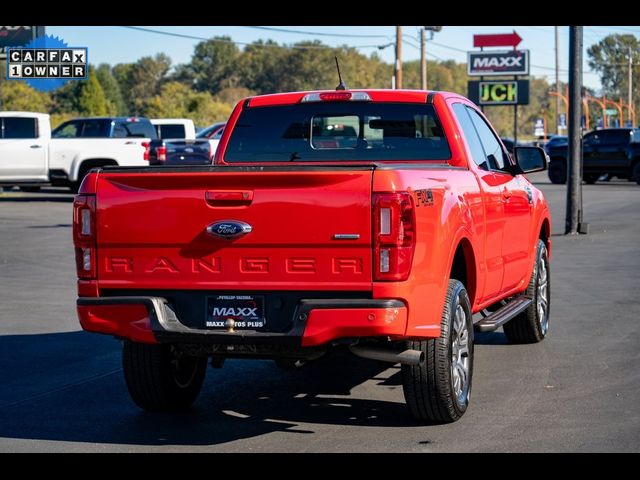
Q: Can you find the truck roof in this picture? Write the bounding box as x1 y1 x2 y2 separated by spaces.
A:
246 89 463 107
82 116 149 121
150 118 195 125
0 111 50 119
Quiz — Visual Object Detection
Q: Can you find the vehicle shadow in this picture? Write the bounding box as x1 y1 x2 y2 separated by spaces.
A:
0 188 74 203
473 331 509 345
0 195 74 203
0 332 418 448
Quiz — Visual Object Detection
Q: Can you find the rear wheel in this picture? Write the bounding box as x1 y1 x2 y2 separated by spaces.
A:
122 341 207 411
548 161 567 184
504 240 550 344
402 279 473 423
632 163 640 185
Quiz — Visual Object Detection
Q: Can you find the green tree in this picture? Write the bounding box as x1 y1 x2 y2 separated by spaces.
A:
213 87 256 106
237 40 291 94
0 81 51 112
113 54 171 114
185 37 241 94
95 63 125 115
588 34 640 124
145 81 232 126
77 68 108 116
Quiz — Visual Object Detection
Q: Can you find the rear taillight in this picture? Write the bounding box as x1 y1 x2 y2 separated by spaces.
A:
73 195 97 279
373 192 415 281
142 141 150 161
156 146 167 162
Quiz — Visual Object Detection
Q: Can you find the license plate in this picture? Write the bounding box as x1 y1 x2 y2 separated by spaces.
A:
206 295 265 329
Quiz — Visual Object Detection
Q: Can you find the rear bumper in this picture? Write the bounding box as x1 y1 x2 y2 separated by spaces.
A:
77 296 407 347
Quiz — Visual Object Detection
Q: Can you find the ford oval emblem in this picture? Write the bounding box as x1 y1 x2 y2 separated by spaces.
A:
207 220 252 240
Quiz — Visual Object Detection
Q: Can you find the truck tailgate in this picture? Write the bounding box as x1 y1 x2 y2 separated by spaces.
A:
95 167 373 291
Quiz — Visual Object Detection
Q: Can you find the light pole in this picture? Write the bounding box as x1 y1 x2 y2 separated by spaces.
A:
395 26 402 89
421 26 442 90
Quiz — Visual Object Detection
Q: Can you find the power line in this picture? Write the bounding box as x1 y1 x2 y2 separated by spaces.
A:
120 26 383 50
240 26 389 39
588 26 640 35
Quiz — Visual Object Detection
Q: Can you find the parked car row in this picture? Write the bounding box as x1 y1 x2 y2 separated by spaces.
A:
0 111 226 192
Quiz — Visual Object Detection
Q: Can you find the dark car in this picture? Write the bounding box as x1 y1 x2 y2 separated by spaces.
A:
151 139 212 166
500 138 526 154
546 128 640 184
196 122 226 156
543 135 568 154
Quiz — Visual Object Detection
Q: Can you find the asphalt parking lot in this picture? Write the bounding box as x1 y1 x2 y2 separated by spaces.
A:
0 175 639 452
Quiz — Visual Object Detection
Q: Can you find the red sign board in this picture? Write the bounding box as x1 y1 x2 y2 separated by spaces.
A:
473 31 522 49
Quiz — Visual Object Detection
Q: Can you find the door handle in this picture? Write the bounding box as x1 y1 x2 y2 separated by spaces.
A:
30 145 43 149
205 190 254 206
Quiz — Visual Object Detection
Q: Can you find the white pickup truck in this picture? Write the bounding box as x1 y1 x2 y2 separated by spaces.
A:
0 112 158 191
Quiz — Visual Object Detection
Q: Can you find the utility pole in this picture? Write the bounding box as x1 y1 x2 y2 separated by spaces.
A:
420 28 427 90
629 47 633 126
555 26 561 134
395 26 403 89
566 26 587 235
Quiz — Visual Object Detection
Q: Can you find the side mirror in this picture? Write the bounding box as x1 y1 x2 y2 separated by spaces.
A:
514 146 548 174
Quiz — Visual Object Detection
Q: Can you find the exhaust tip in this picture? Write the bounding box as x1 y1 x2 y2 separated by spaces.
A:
349 345 424 366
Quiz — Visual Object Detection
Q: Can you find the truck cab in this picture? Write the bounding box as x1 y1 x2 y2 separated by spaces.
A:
0 112 50 186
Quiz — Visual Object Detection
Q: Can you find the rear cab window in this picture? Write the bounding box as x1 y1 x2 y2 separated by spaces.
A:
156 124 186 139
0 117 38 139
113 119 157 139
224 102 451 162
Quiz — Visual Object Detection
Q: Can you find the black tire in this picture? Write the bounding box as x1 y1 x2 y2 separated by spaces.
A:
70 169 89 193
122 341 207 412
584 173 599 185
20 186 41 192
632 163 640 185
503 240 550 344
402 279 473 424
548 161 567 184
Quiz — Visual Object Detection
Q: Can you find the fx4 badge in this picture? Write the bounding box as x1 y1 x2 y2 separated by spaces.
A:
414 189 434 207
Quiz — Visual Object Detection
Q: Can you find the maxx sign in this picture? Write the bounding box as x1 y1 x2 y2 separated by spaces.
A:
467 50 530 77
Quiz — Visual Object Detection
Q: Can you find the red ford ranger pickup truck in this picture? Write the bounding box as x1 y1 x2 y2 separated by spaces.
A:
73 89 551 423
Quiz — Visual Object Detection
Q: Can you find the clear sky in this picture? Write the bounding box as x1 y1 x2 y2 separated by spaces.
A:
46 26 640 92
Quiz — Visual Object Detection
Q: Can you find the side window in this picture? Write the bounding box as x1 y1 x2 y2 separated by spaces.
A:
79 120 111 138
1 117 38 139
125 121 157 139
466 108 510 172
212 127 224 140
112 123 128 138
600 130 631 146
452 103 491 171
52 121 80 138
